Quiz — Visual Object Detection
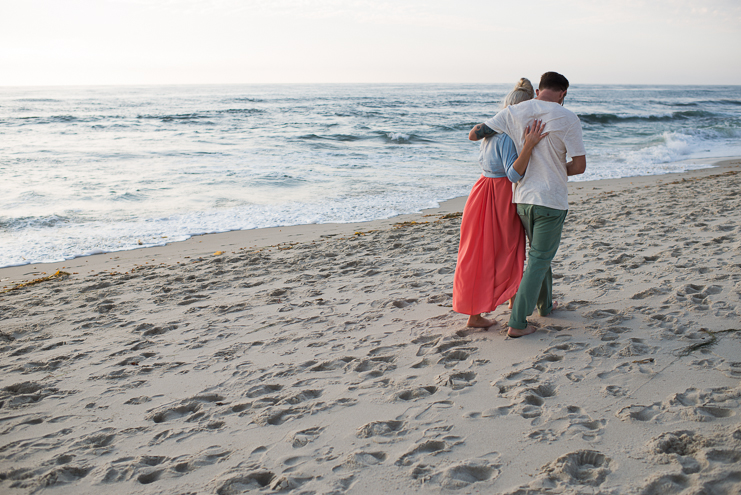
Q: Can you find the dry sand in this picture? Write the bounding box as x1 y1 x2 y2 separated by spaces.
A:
1 158 741 494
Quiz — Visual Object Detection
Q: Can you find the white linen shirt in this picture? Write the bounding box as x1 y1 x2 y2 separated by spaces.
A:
484 99 585 210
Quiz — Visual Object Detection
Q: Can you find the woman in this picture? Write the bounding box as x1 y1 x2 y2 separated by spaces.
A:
453 78 548 327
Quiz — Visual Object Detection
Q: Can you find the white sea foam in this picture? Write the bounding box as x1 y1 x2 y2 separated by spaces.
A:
388 132 410 142
0 186 470 267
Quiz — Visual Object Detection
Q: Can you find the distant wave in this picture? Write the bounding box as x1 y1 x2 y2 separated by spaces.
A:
299 133 363 142
378 131 433 144
452 123 482 131
13 114 101 124
8 110 263 125
217 108 265 114
252 173 307 187
655 101 699 107
655 99 741 107
579 110 717 125
8 109 266 125
387 132 410 142
137 113 210 121
1 214 73 231
296 131 432 144
358 101 406 108
13 98 61 103
112 192 147 202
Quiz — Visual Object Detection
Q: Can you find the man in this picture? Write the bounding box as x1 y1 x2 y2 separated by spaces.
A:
469 72 586 338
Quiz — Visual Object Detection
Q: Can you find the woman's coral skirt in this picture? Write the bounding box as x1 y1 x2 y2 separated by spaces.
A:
453 176 526 315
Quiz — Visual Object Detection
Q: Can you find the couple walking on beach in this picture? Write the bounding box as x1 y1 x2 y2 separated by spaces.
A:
453 72 587 338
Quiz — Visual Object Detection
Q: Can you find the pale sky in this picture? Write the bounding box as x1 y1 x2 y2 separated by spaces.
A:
2 0 740 86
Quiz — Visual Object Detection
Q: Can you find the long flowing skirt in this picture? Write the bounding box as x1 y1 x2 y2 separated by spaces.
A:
452 176 526 315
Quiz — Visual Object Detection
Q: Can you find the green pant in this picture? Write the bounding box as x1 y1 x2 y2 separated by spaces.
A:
508 204 568 330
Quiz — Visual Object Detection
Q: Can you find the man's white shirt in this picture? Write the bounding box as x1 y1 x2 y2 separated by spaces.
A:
485 99 586 211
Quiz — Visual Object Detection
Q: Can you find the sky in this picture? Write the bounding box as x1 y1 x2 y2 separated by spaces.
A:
1 0 740 86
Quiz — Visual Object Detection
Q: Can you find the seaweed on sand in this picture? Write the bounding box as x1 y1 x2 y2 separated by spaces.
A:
1 270 70 294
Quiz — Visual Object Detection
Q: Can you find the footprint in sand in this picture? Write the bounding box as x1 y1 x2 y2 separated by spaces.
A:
540 450 612 487
37 466 94 489
534 353 565 366
436 371 476 390
437 347 476 368
513 383 557 419
290 426 325 447
391 386 437 402
351 355 396 377
148 393 224 423
719 361 741 379
640 473 692 495
558 407 607 441
332 451 387 472
632 287 669 300
215 470 279 493
103 448 231 485
544 342 589 353
356 420 405 439
422 460 500 489
396 438 458 466
244 383 283 398
587 342 621 358
411 335 451 357
617 385 738 423
1 381 76 409
583 308 631 324
603 385 626 397
647 429 708 475
72 428 117 453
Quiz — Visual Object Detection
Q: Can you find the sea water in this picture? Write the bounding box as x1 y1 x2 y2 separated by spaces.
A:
2 84 740 267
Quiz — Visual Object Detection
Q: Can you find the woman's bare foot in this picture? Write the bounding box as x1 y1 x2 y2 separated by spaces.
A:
508 297 515 310
467 314 495 328
507 326 537 338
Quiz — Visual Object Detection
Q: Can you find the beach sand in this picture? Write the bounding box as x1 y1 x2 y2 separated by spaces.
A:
1 158 741 494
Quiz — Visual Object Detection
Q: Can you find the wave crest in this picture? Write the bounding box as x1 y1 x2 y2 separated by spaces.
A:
579 110 717 125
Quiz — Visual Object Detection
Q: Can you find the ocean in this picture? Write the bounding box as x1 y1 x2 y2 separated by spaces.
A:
2 84 740 268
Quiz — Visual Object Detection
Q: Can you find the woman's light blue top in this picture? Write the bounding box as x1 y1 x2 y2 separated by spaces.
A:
479 132 523 183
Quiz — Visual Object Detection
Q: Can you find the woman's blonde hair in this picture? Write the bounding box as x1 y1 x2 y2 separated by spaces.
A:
502 78 534 108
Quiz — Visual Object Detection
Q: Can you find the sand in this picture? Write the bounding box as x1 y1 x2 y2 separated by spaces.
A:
1 158 741 494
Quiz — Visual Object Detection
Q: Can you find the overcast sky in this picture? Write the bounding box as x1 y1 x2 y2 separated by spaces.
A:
2 0 740 86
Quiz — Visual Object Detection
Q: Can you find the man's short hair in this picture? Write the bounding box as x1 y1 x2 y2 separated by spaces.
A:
539 72 569 92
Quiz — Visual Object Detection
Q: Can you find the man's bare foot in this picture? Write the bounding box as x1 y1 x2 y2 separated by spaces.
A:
508 297 515 310
467 314 495 328
507 326 537 338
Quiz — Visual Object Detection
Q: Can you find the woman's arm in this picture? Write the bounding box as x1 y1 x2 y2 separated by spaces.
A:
469 123 496 141
507 119 548 179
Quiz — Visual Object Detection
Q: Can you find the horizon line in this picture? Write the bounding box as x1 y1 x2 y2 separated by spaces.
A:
1 82 740 89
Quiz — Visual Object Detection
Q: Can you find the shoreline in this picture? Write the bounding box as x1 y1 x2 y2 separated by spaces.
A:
3 157 739 288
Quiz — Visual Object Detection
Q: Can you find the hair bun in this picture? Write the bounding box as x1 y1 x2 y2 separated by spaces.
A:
514 78 534 98
502 78 535 108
